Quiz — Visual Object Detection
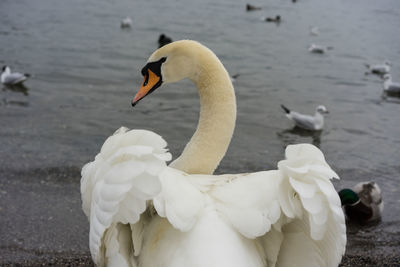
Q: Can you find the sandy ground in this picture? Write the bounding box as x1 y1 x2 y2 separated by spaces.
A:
0 167 399 266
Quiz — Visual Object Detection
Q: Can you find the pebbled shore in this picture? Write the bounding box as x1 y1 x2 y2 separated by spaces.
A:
0 167 399 267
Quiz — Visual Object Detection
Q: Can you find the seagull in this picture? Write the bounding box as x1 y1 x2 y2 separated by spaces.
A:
365 61 391 76
383 74 400 95
281 104 329 131
120 17 132 28
1 66 30 85
158 34 173 48
308 44 332 54
310 26 319 36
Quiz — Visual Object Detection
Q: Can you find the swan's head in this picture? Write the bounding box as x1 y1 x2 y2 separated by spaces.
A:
132 40 200 106
316 105 328 114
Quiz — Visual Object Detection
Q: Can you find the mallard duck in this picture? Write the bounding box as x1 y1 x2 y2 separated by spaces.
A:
265 15 281 23
246 4 262 11
81 40 346 267
339 181 383 224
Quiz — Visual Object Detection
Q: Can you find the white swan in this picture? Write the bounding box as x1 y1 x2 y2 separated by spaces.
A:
81 40 346 267
1 66 30 85
281 104 329 131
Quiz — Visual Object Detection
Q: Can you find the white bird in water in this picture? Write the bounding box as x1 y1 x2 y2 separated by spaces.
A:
308 43 332 54
81 41 346 267
310 26 319 36
383 74 400 95
281 104 329 131
1 66 30 85
120 17 132 28
365 61 391 76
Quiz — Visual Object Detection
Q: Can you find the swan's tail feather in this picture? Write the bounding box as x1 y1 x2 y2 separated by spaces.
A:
281 104 290 114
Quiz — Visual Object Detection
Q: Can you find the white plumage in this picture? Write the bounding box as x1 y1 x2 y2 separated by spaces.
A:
120 17 133 28
281 104 329 131
383 74 400 95
81 40 346 267
308 44 330 54
365 61 391 75
1 65 30 85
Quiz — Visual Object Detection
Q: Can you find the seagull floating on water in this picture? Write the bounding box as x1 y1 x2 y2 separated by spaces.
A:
281 104 329 131
338 181 383 224
1 66 30 85
364 61 391 76
120 17 132 28
383 74 400 95
310 26 319 36
308 44 332 54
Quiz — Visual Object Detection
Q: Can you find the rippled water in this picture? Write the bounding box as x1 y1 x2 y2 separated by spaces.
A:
0 0 399 232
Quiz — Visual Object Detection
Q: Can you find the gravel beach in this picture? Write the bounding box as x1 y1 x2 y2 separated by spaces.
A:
0 167 399 266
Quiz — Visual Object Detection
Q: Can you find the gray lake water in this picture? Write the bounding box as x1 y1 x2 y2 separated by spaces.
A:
1 0 399 258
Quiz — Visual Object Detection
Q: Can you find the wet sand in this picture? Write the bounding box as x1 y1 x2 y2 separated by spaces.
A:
0 167 399 266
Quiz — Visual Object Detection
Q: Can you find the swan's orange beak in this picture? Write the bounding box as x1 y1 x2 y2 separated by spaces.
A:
132 69 161 106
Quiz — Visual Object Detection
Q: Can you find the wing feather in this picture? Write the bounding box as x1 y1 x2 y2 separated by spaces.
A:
80 127 171 265
261 144 346 266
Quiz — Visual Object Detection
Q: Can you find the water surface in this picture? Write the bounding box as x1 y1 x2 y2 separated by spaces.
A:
0 0 399 255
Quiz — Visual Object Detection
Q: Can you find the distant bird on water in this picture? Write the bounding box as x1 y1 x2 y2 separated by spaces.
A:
246 4 262 11
383 74 400 96
158 34 172 48
1 66 30 85
365 61 391 76
310 26 319 36
265 15 281 23
308 44 332 54
338 181 383 224
281 104 329 131
120 17 132 28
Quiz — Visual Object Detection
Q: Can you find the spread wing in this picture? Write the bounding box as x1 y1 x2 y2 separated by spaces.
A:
262 144 346 267
80 127 171 266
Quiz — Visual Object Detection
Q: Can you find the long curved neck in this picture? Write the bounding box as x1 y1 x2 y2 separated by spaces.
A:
169 51 236 175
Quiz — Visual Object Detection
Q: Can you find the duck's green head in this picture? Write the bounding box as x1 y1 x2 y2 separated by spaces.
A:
338 189 360 206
